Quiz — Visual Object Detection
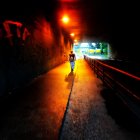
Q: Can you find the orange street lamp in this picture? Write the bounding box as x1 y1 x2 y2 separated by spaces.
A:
62 15 69 24
70 33 75 37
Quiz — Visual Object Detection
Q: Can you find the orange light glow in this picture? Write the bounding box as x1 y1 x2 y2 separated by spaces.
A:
62 15 69 24
70 33 75 37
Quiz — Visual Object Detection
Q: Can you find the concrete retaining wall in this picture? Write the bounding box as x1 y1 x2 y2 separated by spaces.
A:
0 17 71 95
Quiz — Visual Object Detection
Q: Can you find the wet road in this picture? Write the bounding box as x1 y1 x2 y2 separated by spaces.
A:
0 60 140 140
0 62 72 140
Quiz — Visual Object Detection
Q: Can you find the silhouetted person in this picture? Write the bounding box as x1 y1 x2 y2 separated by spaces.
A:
69 50 76 72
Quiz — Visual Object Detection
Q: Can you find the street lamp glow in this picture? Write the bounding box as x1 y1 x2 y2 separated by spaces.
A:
62 15 69 24
70 33 75 37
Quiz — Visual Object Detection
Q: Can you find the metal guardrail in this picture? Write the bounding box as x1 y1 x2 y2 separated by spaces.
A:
84 55 140 119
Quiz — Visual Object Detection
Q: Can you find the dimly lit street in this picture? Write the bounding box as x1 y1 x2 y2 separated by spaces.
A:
0 60 139 140
0 0 140 139
0 61 72 139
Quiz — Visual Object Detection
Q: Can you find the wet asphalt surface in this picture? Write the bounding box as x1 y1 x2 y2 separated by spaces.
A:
0 60 140 140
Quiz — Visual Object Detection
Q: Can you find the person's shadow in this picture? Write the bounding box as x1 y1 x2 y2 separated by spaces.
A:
65 71 75 89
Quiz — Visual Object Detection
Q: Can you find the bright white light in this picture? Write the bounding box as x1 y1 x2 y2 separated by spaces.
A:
87 55 109 60
89 56 102 59
80 43 89 47
92 43 96 46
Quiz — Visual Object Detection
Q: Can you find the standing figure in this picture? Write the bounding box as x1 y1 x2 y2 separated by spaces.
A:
69 50 76 72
